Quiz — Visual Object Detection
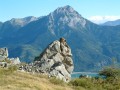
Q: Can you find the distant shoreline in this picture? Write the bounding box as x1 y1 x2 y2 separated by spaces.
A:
72 72 98 74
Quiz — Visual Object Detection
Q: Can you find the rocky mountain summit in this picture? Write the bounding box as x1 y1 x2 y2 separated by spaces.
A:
49 5 86 27
48 5 86 36
22 38 74 82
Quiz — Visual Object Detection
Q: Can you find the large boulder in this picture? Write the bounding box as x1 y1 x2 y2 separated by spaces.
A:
34 38 74 82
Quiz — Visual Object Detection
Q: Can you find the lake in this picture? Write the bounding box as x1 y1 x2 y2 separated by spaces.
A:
71 72 99 78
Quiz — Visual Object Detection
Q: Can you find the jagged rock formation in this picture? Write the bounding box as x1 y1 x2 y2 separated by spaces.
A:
0 48 8 60
33 38 74 82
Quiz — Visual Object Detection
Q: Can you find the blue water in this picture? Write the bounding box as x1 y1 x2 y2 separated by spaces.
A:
71 72 99 78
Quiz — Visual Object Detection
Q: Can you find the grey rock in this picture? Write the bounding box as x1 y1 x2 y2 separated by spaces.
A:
34 38 74 82
0 47 8 60
0 62 7 68
0 47 21 67
9 57 21 65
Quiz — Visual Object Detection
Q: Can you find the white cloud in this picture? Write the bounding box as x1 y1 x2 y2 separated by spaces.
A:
88 16 120 24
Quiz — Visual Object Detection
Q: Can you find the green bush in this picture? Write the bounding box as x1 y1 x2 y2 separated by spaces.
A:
49 77 65 85
69 76 120 90
99 67 120 79
69 78 93 88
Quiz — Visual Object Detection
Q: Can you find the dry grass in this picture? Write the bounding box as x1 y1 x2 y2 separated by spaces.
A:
0 70 73 90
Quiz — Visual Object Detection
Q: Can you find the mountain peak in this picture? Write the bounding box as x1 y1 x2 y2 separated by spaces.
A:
57 5 74 13
48 5 86 29
53 5 78 16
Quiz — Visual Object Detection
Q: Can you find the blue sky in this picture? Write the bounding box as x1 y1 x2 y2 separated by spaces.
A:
0 0 120 23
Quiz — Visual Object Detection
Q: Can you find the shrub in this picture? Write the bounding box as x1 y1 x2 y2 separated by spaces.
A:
49 77 65 85
69 78 93 88
99 67 120 79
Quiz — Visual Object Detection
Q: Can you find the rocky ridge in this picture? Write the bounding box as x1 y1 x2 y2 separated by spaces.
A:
21 38 74 82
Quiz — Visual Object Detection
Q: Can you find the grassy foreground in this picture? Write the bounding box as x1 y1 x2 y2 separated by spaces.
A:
0 66 120 90
0 67 73 90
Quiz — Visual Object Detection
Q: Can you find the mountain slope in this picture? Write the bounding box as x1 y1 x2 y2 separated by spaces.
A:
0 16 37 38
0 5 120 71
101 19 120 26
0 22 2 28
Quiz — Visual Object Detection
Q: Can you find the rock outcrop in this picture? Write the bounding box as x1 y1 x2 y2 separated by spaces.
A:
34 38 74 82
9 57 21 65
0 48 8 61
0 47 21 67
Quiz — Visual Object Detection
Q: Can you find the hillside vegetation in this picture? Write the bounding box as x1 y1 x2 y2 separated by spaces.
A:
0 67 73 90
70 67 120 90
0 66 120 90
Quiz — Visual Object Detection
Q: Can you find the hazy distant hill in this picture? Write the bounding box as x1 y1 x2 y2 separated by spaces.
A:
0 5 120 71
101 19 120 26
0 22 3 29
